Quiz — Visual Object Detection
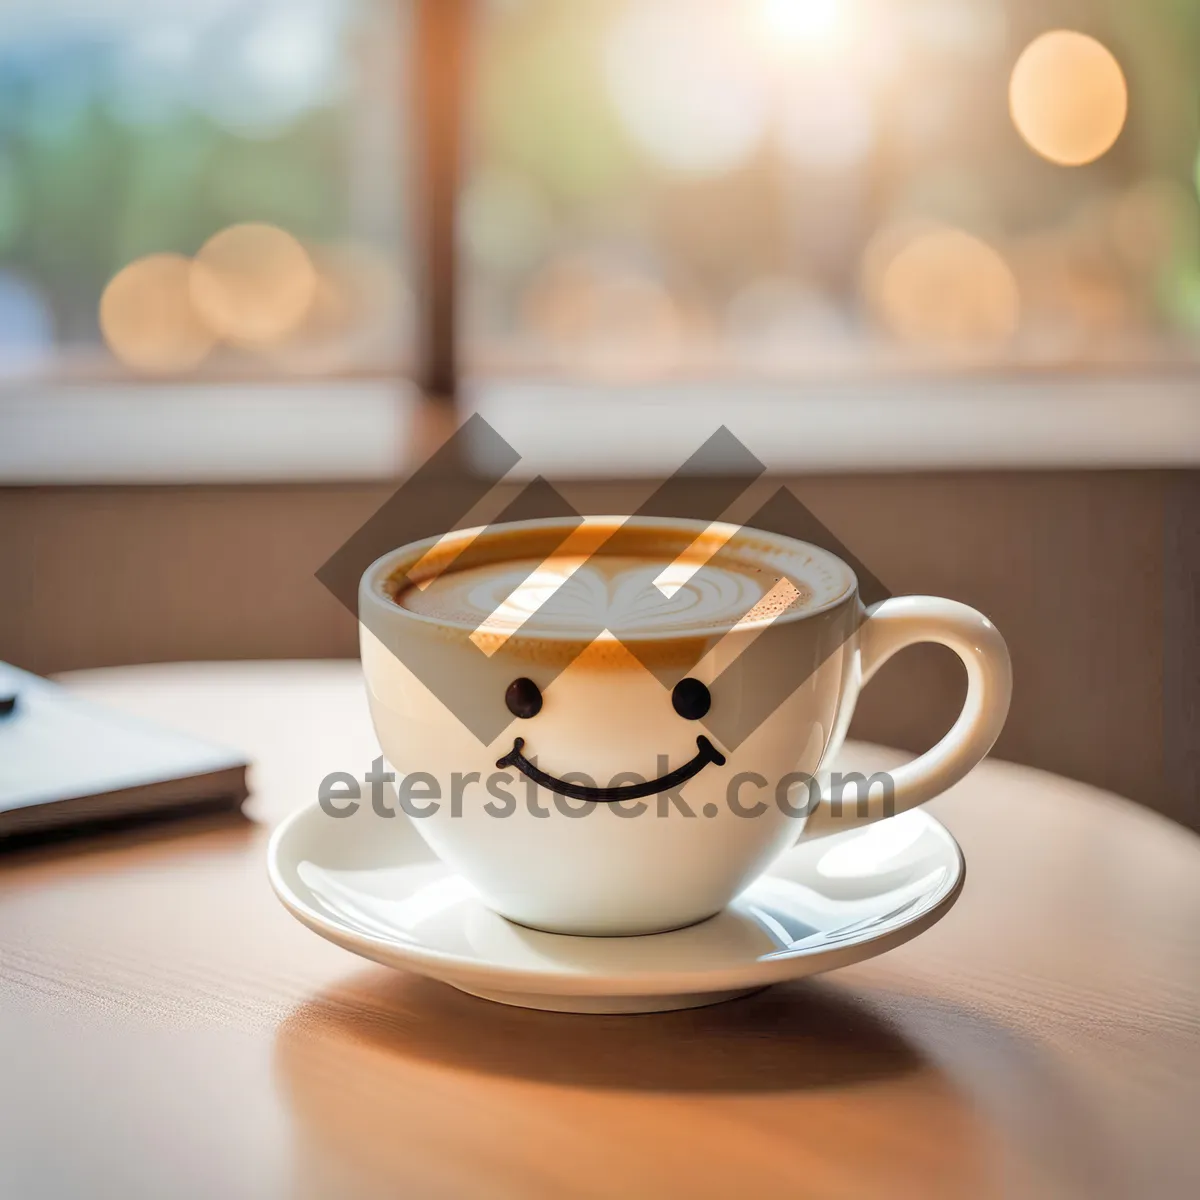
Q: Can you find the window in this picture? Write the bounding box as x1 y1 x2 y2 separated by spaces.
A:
465 0 1200 379
0 0 411 381
460 0 1200 470
0 0 414 480
2 0 1197 481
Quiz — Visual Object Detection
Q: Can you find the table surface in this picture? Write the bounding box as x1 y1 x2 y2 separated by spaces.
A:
1 661 1198 1200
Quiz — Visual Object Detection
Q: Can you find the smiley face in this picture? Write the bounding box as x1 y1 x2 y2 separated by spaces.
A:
494 676 726 802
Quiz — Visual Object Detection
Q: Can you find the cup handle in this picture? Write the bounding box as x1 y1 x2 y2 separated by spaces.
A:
802 596 1012 839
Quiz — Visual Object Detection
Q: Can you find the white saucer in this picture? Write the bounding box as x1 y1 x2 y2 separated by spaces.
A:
268 803 964 1013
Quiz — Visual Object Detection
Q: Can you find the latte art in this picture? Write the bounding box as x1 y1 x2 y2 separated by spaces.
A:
397 554 812 637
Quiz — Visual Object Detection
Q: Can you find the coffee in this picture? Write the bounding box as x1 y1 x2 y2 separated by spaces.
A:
396 552 812 637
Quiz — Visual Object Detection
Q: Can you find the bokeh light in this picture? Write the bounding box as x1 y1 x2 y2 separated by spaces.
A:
99 253 216 375
521 251 683 377
602 0 769 175
866 223 1020 346
189 223 318 347
1009 31 1127 167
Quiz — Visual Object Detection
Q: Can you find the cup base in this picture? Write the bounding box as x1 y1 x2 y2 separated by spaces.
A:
452 981 767 1014
496 906 725 939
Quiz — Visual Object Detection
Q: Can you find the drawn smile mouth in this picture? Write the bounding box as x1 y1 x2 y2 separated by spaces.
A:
494 735 726 803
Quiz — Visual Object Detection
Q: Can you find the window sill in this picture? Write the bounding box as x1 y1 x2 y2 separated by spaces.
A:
468 374 1200 477
0 373 1196 485
0 381 416 485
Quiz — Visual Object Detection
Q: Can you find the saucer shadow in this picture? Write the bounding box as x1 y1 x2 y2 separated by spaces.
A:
276 968 932 1094
272 971 1128 1198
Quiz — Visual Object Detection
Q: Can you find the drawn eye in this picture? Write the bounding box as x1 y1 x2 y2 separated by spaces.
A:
671 678 711 720
505 677 543 719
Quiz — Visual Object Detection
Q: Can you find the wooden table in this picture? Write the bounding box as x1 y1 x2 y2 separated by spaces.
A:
2 662 1198 1200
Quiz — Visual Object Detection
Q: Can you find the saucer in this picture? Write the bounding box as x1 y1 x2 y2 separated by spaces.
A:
268 803 964 1013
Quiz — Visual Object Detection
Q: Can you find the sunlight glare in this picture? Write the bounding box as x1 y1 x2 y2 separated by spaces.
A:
761 0 850 54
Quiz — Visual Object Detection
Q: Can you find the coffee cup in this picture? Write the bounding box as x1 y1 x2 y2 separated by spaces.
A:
359 516 1010 936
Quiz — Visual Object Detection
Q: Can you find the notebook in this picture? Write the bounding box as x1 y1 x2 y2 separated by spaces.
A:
0 662 249 842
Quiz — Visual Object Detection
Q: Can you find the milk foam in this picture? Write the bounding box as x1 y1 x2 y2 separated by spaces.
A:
398 554 812 637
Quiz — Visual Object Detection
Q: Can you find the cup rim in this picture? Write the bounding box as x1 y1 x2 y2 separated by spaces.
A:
359 514 859 643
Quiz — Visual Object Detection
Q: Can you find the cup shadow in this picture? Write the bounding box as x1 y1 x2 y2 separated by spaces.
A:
275 968 933 1094
272 969 1128 1198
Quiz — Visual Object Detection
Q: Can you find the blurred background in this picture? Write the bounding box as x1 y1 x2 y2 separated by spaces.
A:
1 0 1199 384
0 0 409 386
0 0 1196 824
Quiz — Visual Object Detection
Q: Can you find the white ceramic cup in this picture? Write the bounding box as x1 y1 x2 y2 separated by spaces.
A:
360 516 1011 936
